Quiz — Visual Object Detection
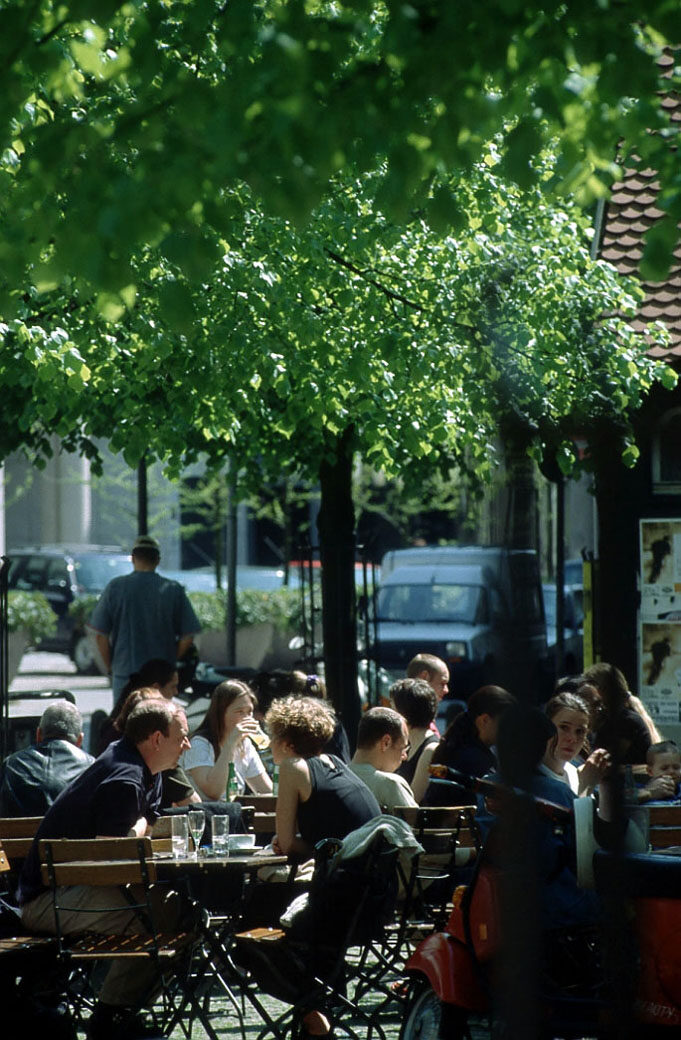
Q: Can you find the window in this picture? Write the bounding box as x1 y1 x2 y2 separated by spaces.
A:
652 408 681 494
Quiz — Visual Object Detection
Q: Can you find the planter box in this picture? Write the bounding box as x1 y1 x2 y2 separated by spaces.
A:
196 623 299 670
6 629 28 680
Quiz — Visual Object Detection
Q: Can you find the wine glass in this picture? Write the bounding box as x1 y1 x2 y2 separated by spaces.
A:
187 809 206 859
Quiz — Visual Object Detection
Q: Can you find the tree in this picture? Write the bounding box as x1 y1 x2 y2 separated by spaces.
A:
12 157 666 724
2 3 679 723
2 0 681 322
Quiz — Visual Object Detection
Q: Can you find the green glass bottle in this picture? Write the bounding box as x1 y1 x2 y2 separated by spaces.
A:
227 762 239 802
272 765 279 798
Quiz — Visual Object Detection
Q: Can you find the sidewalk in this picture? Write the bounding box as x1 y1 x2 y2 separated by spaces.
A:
9 650 113 753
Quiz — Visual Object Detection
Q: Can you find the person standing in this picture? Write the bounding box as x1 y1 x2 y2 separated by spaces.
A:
88 535 200 697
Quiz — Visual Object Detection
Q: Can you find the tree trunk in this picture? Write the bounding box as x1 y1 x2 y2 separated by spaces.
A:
137 456 148 535
593 446 639 685
316 428 361 751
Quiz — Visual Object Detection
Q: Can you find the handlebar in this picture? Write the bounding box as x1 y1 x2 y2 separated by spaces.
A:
428 764 574 824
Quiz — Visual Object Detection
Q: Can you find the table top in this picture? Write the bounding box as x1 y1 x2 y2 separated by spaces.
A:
153 850 288 872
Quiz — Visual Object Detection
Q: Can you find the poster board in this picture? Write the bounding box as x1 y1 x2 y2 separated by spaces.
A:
640 519 681 725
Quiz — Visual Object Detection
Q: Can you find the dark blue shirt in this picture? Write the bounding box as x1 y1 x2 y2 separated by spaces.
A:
18 737 162 905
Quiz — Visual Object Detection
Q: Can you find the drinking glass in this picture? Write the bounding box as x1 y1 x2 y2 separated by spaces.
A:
187 809 206 859
171 815 189 859
211 814 230 857
250 725 270 751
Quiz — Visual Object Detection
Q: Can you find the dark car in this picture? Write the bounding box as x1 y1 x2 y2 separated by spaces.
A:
7 545 131 673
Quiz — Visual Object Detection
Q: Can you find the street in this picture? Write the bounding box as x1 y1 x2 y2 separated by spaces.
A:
10 650 113 754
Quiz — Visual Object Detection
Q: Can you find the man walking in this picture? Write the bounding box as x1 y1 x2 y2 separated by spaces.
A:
89 535 200 696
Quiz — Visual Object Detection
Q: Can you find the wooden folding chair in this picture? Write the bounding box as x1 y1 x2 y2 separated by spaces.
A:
647 803 681 850
38 836 208 1039
236 793 277 813
0 838 62 1031
352 804 480 1004
0 816 44 838
234 833 400 1040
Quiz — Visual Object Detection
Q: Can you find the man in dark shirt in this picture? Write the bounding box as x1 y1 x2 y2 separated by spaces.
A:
0 700 93 817
18 699 191 1040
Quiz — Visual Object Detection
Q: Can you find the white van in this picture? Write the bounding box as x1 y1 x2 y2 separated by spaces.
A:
373 546 547 697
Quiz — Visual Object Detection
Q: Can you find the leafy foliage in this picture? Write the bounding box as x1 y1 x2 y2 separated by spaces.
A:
7 590 57 642
188 587 304 633
1 0 681 305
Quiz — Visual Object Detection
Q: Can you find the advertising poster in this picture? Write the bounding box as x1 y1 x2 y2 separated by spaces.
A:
640 519 681 724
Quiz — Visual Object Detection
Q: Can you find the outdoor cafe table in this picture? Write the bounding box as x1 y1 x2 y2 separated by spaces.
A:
153 848 291 1038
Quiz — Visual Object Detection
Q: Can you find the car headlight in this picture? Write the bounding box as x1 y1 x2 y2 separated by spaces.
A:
445 641 467 659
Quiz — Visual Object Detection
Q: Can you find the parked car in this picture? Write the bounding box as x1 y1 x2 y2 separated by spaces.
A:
542 582 584 676
161 565 296 591
371 546 547 698
7 545 131 673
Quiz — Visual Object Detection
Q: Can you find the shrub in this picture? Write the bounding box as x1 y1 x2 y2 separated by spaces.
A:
188 586 304 634
68 594 99 629
7 591 57 644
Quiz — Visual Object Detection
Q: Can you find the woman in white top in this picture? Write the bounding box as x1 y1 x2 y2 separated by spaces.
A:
541 691 610 796
181 679 272 799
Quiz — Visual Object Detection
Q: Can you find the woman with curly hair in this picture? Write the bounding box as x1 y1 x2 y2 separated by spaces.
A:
265 695 380 860
181 679 272 800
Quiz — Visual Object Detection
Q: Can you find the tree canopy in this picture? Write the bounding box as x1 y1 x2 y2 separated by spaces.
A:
2 0 681 324
3 1 679 718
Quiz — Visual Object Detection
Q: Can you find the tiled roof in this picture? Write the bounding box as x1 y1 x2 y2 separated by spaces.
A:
600 167 681 359
599 60 681 360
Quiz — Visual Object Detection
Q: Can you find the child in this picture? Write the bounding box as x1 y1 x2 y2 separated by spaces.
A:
637 740 681 803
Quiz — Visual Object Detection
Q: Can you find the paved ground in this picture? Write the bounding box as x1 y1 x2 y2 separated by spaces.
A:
10 650 114 752
8 655 493 1040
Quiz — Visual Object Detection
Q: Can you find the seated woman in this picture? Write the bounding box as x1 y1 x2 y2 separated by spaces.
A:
477 705 605 932
541 691 611 796
424 685 515 805
391 678 441 802
181 680 272 800
583 662 654 764
266 695 380 860
253 670 351 763
239 696 382 1038
96 657 179 755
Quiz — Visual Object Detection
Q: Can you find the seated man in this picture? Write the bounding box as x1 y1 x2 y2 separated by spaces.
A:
407 652 466 731
17 699 191 1040
0 700 93 816
350 707 417 811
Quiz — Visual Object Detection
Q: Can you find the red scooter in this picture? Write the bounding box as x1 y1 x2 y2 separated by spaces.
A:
400 768 681 1039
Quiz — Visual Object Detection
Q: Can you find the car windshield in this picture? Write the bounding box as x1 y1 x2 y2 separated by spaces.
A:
73 554 131 592
377 583 483 624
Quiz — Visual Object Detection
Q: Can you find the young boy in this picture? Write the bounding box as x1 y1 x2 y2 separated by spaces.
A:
638 740 681 803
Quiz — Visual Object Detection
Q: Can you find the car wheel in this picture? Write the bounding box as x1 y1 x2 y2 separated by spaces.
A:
71 632 99 675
